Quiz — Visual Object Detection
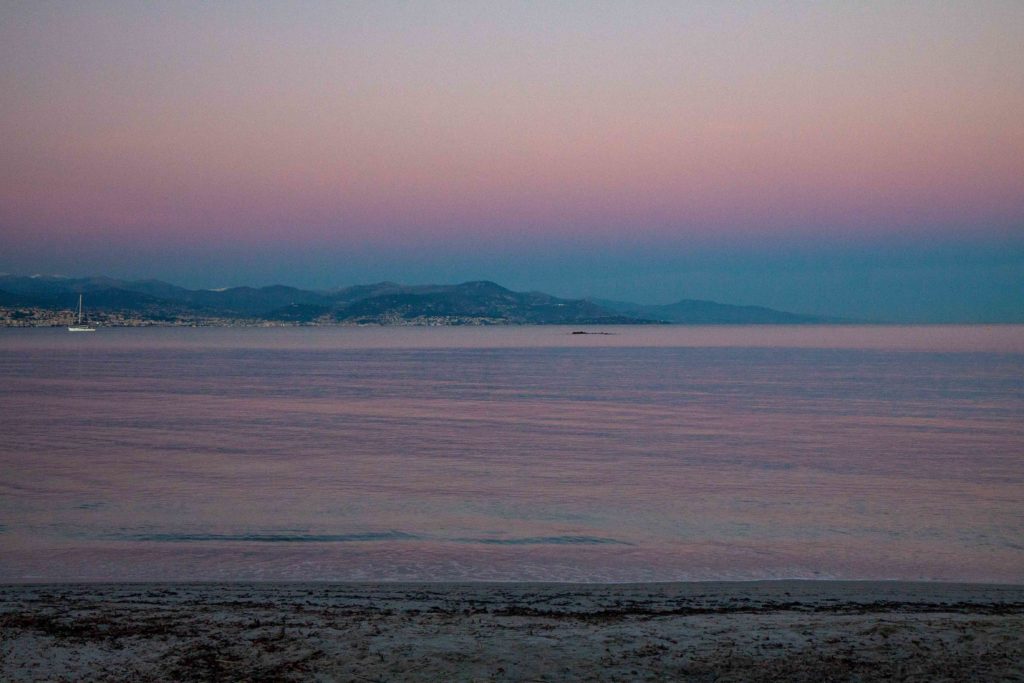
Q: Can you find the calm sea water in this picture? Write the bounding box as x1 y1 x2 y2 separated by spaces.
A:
1 326 1022 582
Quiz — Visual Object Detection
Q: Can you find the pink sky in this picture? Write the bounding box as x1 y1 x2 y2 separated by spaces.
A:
0 3 1022 319
2 2 1021 248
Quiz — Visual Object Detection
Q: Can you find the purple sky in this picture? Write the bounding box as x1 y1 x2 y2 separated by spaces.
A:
1 2 1022 320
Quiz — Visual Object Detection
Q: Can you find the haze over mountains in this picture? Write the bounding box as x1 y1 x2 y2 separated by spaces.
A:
0 274 830 325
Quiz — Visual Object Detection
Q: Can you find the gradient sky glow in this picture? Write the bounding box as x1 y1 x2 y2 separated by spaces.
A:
1 1 1022 320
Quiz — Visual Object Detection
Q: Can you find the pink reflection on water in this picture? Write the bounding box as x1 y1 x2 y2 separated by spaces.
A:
0 326 1022 582
3 324 1023 352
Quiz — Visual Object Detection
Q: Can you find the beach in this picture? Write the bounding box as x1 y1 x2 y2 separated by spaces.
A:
2 581 1022 681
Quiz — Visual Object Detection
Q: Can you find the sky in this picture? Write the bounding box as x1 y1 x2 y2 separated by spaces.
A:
1 1 1022 321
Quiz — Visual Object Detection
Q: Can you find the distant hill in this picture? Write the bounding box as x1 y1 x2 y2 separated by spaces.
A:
0 275 646 325
335 281 646 324
0 274 830 325
591 298 829 324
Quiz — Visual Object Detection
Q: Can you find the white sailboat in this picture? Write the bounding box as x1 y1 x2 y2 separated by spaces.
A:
68 294 96 332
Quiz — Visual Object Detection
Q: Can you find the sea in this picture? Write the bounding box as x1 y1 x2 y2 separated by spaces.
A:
1 325 1022 583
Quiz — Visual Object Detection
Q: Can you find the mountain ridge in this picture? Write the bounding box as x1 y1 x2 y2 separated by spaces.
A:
590 298 833 324
0 274 831 326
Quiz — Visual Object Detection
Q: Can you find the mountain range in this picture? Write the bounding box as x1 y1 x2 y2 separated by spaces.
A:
0 274 830 325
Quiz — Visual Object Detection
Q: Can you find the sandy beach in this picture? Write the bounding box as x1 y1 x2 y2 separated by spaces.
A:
2 581 1021 681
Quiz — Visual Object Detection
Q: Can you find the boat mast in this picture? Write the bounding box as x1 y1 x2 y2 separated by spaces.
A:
78 294 83 324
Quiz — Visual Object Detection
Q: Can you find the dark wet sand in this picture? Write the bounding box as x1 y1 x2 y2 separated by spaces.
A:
2 581 1022 681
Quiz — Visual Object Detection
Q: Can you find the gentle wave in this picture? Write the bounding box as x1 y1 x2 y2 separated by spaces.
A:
111 531 633 546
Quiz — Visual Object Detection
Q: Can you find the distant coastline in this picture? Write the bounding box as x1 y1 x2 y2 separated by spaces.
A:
0 274 837 327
